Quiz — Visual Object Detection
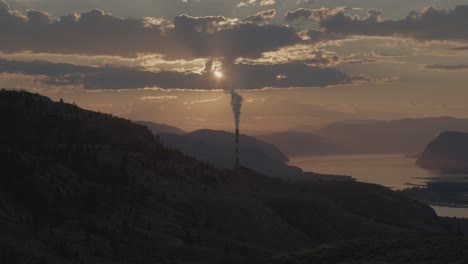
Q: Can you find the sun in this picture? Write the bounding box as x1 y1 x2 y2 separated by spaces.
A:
214 71 223 79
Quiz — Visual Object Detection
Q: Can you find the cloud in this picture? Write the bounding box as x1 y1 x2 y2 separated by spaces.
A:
259 0 275 6
237 0 257 8
450 45 468 51
285 5 468 42
0 1 301 59
0 57 354 90
184 95 225 104
140 95 179 101
235 44 378 67
285 7 316 21
296 0 313 4
237 0 275 8
245 9 276 23
424 64 468 71
220 60 352 89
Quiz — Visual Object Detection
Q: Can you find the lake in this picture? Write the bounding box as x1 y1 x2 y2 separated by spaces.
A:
289 154 468 218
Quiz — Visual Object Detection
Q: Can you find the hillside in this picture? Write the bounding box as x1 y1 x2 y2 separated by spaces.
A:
256 131 348 157
316 117 468 154
263 236 468 264
417 131 468 173
186 129 288 162
159 130 303 178
0 90 457 264
134 120 185 135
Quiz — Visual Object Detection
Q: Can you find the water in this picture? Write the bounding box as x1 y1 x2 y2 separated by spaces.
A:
431 206 468 218
289 154 468 218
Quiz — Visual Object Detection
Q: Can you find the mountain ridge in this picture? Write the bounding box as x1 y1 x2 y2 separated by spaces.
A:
134 120 185 135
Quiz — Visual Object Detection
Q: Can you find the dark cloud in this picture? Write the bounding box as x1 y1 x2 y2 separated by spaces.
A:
0 58 96 76
285 7 315 21
286 5 468 41
425 64 468 71
221 60 351 89
169 14 300 60
0 1 300 59
304 29 344 43
0 58 353 89
450 45 468 51
245 9 276 23
296 0 314 5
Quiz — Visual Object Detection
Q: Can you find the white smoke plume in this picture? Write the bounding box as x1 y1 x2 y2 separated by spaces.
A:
230 89 243 130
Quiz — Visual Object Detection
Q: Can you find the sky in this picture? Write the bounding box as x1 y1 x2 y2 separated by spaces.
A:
2 0 468 133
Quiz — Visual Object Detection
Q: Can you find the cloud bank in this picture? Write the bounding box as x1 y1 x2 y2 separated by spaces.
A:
0 1 300 59
0 58 354 89
3 1 464 91
425 64 468 71
286 5 468 42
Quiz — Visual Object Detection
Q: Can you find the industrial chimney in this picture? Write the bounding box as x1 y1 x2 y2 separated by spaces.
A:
234 128 240 170
230 89 243 171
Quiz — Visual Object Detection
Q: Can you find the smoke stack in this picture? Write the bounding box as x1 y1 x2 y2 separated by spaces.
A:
235 128 240 170
230 90 243 171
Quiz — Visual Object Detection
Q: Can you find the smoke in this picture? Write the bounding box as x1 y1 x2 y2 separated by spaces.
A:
210 59 243 130
230 89 243 129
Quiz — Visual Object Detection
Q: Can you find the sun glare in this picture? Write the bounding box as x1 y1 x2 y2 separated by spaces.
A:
214 71 223 79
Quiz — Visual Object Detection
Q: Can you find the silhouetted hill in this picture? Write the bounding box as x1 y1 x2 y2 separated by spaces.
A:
159 130 303 178
0 90 458 264
257 131 348 157
317 117 468 154
186 129 288 162
417 131 468 173
135 120 185 135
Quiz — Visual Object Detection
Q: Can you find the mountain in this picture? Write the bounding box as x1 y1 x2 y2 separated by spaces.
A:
159 130 302 178
135 120 185 135
316 117 468 154
0 90 460 264
186 129 288 162
256 131 348 157
417 131 468 173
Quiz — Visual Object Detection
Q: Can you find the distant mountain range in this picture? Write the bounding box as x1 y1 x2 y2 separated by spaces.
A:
256 131 349 157
257 117 468 158
417 131 468 173
315 117 468 155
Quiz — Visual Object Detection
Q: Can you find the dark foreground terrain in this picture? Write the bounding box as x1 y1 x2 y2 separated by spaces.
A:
262 236 468 264
0 90 467 264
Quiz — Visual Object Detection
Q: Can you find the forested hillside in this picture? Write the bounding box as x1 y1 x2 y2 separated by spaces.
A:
0 90 458 264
